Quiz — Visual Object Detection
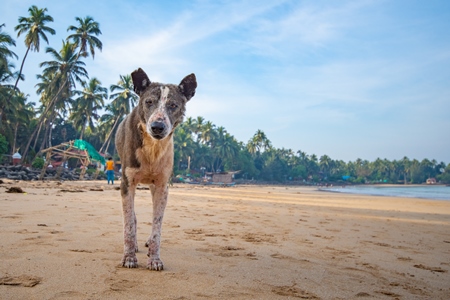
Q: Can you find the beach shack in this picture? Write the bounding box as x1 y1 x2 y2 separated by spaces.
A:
426 178 437 185
207 171 239 185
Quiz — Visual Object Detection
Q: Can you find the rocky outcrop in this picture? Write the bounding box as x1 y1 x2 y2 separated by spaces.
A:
0 165 107 181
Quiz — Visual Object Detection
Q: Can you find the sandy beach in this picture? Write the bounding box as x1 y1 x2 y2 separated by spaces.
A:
0 180 449 299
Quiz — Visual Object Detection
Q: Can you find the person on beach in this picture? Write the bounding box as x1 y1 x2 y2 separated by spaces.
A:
106 157 115 185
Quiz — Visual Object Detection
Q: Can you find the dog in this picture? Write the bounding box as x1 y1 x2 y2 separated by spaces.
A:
115 68 197 270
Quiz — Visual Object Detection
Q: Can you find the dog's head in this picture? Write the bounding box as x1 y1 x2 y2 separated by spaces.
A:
131 68 197 140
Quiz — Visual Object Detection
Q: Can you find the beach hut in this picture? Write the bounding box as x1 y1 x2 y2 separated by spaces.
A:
207 171 239 185
426 178 437 185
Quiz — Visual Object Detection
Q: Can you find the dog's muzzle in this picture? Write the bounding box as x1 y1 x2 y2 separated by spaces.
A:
150 121 166 140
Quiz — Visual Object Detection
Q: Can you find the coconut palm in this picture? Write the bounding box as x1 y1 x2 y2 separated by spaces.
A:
13 5 55 95
39 41 88 148
22 41 87 159
99 75 137 153
200 121 216 145
213 132 239 172
9 92 34 154
0 61 20 126
0 24 18 66
248 129 271 155
70 77 107 139
67 16 102 59
173 126 195 170
193 116 205 142
0 24 20 126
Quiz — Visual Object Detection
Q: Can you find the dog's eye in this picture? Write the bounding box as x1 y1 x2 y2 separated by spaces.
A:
145 99 153 106
168 103 178 110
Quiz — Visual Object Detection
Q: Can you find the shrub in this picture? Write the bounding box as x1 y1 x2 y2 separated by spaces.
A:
32 157 45 169
86 168 98 175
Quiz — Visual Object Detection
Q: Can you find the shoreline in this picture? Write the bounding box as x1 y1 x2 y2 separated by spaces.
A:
317 184 450 201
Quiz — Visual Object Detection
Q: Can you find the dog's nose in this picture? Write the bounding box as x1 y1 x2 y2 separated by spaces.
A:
151 121 166 135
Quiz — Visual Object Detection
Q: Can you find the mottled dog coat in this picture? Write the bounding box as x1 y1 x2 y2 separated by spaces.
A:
115 68 197 270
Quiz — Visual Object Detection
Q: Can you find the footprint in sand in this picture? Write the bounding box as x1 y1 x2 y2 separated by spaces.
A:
271 285 319 299
413 264 447 273
0 275 41 287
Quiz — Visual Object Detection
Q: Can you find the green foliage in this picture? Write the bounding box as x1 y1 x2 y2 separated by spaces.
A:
291 165 307 179
32 157 44 169
86 167 97 175
0 134 8 155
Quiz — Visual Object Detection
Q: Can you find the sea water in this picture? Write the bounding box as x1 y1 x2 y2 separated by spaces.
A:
321 185 450 201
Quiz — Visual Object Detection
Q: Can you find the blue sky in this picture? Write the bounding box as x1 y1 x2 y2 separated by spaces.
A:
2 0 449 163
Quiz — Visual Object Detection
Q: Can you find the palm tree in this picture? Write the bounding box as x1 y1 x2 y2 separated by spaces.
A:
193 116 205 142
400 156 411 184
0 24 18 66
70 77 107 139
9 92 34 154
213 132 239 172
246 140 257 156
0 24 19 127
40 41 88 148
67 16 102 59
173 126 195 170
0 61 20 126
99 75 137 153
13 5 55 96
248 129 272 154
200 121 216 145
319 154 332 179
22 41 88 159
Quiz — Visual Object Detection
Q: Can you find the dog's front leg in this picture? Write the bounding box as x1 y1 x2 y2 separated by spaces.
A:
121 180 138 268
146 184 168 271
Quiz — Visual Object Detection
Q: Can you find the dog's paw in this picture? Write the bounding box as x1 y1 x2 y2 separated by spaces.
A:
122 255 138 268
147 258 164 271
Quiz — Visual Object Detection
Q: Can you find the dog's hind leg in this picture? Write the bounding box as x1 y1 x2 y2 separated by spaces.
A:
146 183 168 271
121 179 139 268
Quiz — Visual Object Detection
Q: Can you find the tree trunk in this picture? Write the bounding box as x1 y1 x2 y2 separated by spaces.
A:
105 138 112 155
22 78 69 161
22 108 51 161
6 46 30 107
32 120 45 149
11 122 18 154
79 122 86 140
38 118 51 153
100 115 121 153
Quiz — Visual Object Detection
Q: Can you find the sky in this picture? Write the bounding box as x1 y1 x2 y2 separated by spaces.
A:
1 0 449 163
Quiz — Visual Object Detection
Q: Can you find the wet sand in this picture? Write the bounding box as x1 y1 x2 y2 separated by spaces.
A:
1 180 449 299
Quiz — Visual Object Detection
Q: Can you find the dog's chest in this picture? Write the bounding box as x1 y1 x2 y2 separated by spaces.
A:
127 135 174 185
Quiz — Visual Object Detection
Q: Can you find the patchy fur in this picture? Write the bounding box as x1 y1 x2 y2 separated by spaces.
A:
115 68 197 270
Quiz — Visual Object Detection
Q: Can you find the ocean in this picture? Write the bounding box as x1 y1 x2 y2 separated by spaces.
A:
319 185 450 201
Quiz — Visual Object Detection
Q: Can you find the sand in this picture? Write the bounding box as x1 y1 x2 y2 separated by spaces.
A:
0 180 449 299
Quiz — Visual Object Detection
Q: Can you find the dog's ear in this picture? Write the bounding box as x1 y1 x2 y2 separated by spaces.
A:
131 68 151 95
179 73 197 101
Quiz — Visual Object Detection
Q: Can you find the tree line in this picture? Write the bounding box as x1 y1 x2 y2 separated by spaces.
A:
1 5 449 184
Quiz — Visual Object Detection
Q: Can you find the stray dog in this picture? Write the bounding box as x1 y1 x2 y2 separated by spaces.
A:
115 68 197 270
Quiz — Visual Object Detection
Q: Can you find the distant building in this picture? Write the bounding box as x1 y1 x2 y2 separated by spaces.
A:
426 178 437 185
206 171 239 184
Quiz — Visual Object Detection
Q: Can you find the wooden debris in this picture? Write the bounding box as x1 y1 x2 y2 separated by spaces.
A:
59 189 85 193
